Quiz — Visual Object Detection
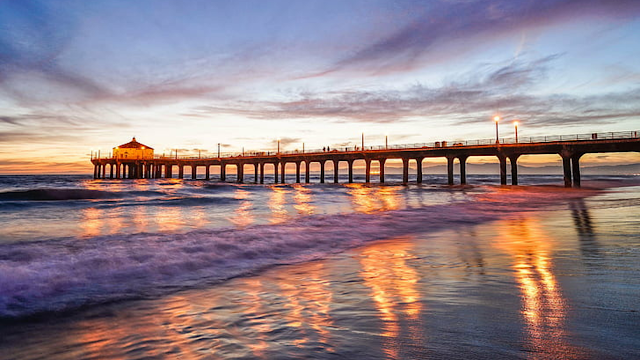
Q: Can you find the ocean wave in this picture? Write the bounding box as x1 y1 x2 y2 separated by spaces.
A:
0 185 604 319
0 188 168 201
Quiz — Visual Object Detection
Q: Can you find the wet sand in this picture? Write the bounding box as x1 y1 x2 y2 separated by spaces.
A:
1 187 639 359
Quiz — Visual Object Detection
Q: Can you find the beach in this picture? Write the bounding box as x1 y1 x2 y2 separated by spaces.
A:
1 175 639 359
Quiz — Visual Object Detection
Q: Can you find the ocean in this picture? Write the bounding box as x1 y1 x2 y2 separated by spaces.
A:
0 174 639 359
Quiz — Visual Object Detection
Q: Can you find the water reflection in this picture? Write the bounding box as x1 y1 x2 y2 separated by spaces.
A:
346 184 403 213
274 261 334 350
229 188 254 227
268 186 289 223
80 207 104 237
569 199 600 260
494 216 583 358
155 206 184 232
359 237 423 359
292 184 315 215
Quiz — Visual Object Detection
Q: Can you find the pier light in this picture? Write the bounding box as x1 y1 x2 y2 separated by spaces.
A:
385 134 388 149
361 132 364 150
514 121 519 143
277 138 281 154
494 116 500 143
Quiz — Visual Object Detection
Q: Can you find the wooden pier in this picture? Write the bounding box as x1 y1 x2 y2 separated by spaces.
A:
91 131 640 187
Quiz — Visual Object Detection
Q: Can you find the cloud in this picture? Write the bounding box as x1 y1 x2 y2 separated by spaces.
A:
184 55 640 129
271 137 302 147
0 1 110 103
316 0 640 76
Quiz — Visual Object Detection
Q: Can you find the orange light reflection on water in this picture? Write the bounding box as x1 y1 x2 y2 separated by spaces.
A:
359 237 423 359
229 188 254 227
268 186 289 223
274 261 334 350
346 184 402 213
80 207 104 237
493 216 585 359
292 184 315 215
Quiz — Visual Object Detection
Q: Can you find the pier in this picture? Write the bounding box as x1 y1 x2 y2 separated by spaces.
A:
92 131 640 187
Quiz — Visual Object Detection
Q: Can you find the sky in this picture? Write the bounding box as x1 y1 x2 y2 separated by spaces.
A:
1 0 640 174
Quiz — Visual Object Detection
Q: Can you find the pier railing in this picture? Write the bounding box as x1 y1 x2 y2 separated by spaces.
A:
94 130 638 160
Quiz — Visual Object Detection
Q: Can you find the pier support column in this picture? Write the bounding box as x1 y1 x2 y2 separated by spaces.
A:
320 161 325 183
274 162 278 184
402 158 409 184
166 165 172 179
447 156 455 185
237 164 244 183
459 156 468 185
192 165 197 180
221 164 226 182
295 162 301 183
333 160 339 183
509 155 520 185
416 158 423 184
178 165 184 179
254 163 259 183
365 160 371 183
348 160 354 183
205 166 210 180
116 163 121 179
109 164 114 179
572 154 583 188
281 162 286 183
102 164 107 179
305 161 310 183
498 155 507 185
561 155 572 188
260 163 265 184
93 165 98 179
380 159 386 184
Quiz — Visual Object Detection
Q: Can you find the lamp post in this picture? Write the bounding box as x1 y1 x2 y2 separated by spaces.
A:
361 132 364 151
385 134 388 149
494 116 500 143
514 121 519 143
217 143 220 158
277 138 280 154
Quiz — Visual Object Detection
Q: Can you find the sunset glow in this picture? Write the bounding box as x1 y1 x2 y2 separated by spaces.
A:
1 1 640 174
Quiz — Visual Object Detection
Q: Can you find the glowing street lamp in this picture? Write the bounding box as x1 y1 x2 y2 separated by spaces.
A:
494 116 500 143
514 121 519 143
